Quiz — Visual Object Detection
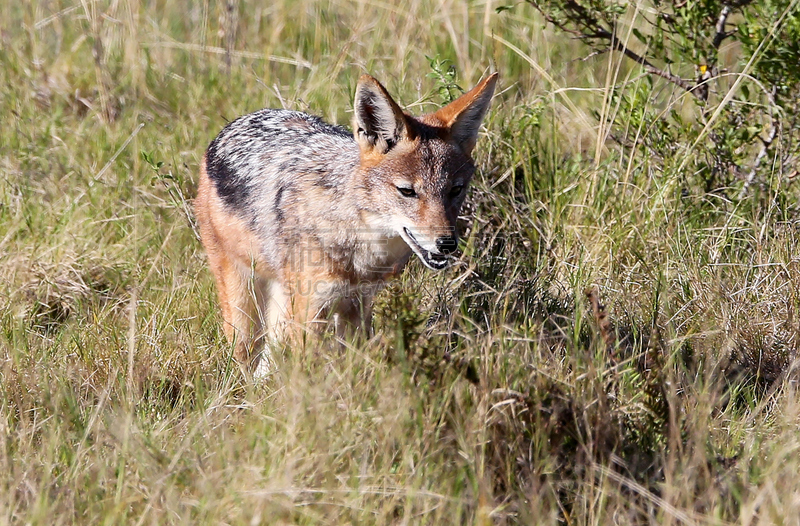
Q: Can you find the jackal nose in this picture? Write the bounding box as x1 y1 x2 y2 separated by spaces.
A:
436 235 458 255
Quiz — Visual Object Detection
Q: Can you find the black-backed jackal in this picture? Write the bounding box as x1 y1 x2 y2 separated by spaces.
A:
195 72 498 377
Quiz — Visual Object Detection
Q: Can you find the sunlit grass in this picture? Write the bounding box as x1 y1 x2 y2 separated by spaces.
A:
2 0 800 523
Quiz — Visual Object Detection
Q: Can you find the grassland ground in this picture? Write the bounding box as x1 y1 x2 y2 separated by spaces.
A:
1 0 800 523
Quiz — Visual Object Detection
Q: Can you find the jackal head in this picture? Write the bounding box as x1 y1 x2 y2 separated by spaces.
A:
353 72 498 270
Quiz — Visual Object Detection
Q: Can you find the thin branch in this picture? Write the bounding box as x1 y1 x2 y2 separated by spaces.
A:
740 118 779 197
574 48 611 62
606 33 699 96
527 0 702 98
741 87 781 197
712 5 733 49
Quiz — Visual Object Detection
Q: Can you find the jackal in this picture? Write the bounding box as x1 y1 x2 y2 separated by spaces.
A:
195 72 498 376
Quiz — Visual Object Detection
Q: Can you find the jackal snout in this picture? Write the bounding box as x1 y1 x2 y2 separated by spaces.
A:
354 73 498 270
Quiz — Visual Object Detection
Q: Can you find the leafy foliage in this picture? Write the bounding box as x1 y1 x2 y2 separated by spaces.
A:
426 54 464 103
519 0 800 196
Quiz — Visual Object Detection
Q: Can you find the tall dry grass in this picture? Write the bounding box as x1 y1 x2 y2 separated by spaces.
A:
2 0 800 524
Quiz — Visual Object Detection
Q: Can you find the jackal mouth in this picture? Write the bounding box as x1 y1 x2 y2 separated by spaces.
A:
401 228 451 270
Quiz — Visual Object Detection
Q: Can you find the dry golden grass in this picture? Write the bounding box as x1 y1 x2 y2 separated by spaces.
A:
2 0 800 524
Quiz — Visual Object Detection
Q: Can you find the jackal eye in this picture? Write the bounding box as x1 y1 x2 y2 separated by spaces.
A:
449 185 464 198
397 186 417 198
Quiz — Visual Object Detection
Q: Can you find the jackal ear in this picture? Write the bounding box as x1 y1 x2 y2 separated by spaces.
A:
435 72 498 155
354 75 410 154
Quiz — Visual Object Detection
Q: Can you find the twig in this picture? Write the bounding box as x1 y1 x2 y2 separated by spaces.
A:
712 5 733 49
740 114 780 197
740 84 781 197
526 0 700 97
586 23 699 96
575 48 610 62
609 35 698 96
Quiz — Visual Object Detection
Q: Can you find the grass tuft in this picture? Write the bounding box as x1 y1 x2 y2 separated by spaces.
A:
3 0 800 523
